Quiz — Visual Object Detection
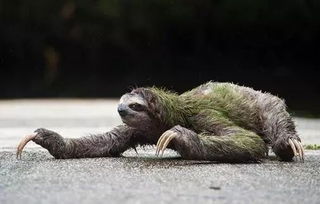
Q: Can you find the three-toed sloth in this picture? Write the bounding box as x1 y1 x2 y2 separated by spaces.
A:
17 82 304 162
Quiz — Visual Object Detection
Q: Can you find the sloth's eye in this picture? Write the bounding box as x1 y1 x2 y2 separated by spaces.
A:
129 103 144 111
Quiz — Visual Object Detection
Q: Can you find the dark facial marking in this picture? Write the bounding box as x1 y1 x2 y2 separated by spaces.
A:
129 103 145 112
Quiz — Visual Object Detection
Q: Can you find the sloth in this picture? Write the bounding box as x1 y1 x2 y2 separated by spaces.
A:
17 82 304 162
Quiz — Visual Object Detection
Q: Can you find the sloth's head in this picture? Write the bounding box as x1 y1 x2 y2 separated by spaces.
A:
117 88 160 129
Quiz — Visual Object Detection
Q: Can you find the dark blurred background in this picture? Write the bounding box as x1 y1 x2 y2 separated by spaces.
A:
0 0 320 115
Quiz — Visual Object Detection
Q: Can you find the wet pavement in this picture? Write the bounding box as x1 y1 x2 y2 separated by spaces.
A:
0 99 320 204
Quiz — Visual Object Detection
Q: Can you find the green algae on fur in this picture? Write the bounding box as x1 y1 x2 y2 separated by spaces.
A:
150 82 261 131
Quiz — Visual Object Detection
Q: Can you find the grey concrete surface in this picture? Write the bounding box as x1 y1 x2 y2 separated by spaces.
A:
0 99 320 204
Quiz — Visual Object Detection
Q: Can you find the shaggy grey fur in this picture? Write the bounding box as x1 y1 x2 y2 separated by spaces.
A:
25 82 302 162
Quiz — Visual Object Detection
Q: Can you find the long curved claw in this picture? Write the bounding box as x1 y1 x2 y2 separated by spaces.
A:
288 138 305 162
155 131 172 156
155 130 176 157
16 133 37 159
160 134 176 157
300 141 305 161
292 139 304 162
288 139 297 157
155 133 165 156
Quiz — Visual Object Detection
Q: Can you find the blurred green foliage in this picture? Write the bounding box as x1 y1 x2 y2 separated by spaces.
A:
304 144 320 150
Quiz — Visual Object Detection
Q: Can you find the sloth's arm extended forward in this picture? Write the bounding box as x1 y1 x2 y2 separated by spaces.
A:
17 125 140 159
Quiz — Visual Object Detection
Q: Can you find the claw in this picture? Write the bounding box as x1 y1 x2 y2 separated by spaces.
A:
16 133 36 159
300 141 305 161
155 134 164 156
155 130 176 157
156 131 169 156
156 132 169 156
288 139 298 158
288 138 305 162
292 139 301 161
293 139 304 162
155 133 166 156
155 134 163 154
160 134 176 157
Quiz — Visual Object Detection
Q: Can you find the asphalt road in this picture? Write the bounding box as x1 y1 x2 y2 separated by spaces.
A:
0 100 320 204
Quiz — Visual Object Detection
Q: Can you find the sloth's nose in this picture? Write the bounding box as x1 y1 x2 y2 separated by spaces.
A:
117 104 128 117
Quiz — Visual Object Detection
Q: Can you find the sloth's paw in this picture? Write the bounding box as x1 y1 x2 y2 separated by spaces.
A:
155 125 203 159
273 137 304 162
17 128 66 159
287 138 304 162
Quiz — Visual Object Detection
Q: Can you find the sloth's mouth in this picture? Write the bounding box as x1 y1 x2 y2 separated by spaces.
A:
120 113 134 119
120 114 134 124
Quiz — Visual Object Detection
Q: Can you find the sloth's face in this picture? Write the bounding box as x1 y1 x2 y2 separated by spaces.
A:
118 92 154 129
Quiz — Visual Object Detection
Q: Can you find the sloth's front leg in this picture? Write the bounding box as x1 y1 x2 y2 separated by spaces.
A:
17 125 140 159
155 125 205 160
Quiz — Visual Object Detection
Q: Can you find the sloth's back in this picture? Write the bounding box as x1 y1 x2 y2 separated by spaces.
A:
183 82 286 136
